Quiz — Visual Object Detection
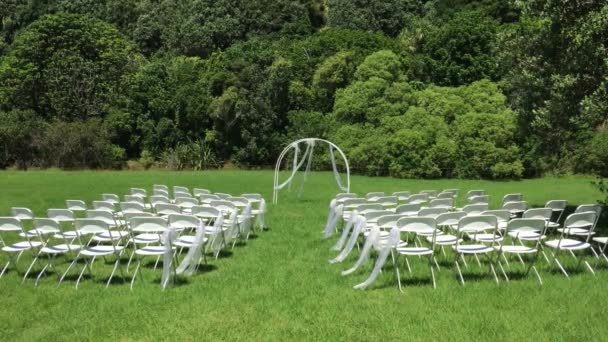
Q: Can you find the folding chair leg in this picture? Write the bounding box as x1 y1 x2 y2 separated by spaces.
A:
393 255 404 293
432 256 440 271
502 253 511 268
105 258 121 288
58 258 78 287
130 260 142 290
455 258 465 286
35 263 49 286
486 254 499 284
551 251 569 278
498 260 509 281
0 260 10 279
474 254 481 267
126 250 136 273
428 256 436 289
404 257 412 275
22 255 42 283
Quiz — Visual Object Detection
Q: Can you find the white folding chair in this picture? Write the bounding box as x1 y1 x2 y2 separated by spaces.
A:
420 190 438 199
433 212 465 256
193 188 211 197
365 192 385 201
59 219 126 288
452 215 500 285
481 210 511 231
199 194 221 204
130 188 147 198
168 214 200 232
0 218 44 279
546 212 598 277
192 206 220 223
209 200 236 215
395 203 421 216
129 217 171 289
175 197 200 213
149 195 170 209
92 201 116 213
418 208 448 219
469 195 490 205
502 201 528 217
496 218 546 284
436 192 454 199
429 198 454 210
394 217 440 290
502 193 523 205
466 190 485 200
407 194 428 205
120 202 145 214
155 203 181 216
173 186 190 196
545 200 568 229
102 194 120 204
373 196 398 208
153 188 169 197
442 189 459 198
461 204 489 216
154 184 169 192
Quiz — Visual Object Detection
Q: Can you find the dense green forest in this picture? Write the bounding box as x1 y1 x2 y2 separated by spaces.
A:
0 0 607 179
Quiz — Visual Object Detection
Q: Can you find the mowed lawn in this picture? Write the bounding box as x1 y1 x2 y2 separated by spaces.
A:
0 170 606 341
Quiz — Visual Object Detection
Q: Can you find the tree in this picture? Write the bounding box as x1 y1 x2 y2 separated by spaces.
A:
328 0 416 37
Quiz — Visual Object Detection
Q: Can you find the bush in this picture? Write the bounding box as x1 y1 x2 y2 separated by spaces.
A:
138 150 155 170
0 110 44 169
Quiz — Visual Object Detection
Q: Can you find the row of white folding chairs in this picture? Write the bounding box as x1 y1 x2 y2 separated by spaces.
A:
336 208 603 290
336 191 534 208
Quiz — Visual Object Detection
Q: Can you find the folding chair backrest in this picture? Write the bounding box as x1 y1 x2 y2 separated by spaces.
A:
397 217 437 247
376 214 404 229
420 190 438 198
522 208 553 221
154 184 169 192
365 192 385 200
66 200 86 211
408 193 428 204
120 202 145 213
502 193 523 204
373 196 398 205
436 212 466 227
395 203 421 215
150 196 170 207
34 218 60 231
199 194 221 202
193 188 211 197
168 214 201 230
418 208 448 218
481 210 511 224
191 206 220 218
457 215 497 235
215 193 231 199
355 204 384 214
48 209 75 221
124 195 144 205
154 188 170 197
154 203 181 215
364 210 393 222
466 190 485 200
241 193 263 201
85 210 116 225
130 188 147 198
11 207 33 220
176 197 199 207
173 186 190 195
443 189 459 197
469 195 490 204
575 204 603 217
209 200 236 213
502 201 528 212
102 194 120 204
436 192 454 199
75 219 108 235
545 200 567 211
506 218 546 234
0 217 23 232
335 193 357 201
92 201 116 212
130 217 168 233
429 198 454 209
392 191 411 200
123 212 155 223
564 212 596 229
227 197 249 206
342 198 366 208
462 204 489 216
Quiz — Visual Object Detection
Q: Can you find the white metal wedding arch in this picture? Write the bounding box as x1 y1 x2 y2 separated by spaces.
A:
273 138 350 204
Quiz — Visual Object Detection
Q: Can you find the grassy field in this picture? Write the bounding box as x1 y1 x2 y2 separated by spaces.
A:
0 170 606 341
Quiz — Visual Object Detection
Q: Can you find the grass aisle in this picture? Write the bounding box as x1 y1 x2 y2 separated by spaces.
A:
0 171 606 340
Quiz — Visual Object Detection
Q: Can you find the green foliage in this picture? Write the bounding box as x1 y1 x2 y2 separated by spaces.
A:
0 13 140 119
0 109 44 169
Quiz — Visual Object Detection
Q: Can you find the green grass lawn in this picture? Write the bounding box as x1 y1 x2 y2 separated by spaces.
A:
0 170 606 341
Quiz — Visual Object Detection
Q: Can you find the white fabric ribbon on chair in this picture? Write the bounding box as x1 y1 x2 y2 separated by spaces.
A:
210 214 225 258
331 210 357 251
323 203 343 239
353 227 400 290
161 228 178 290
330 215 366 264
341 223 380 276
176 219 206 276
255 199 266 230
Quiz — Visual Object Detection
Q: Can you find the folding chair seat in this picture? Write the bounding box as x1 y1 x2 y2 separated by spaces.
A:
495 219 546 284
545 212 598 277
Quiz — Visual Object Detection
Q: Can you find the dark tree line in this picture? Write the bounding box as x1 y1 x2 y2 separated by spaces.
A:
0 0 607 179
